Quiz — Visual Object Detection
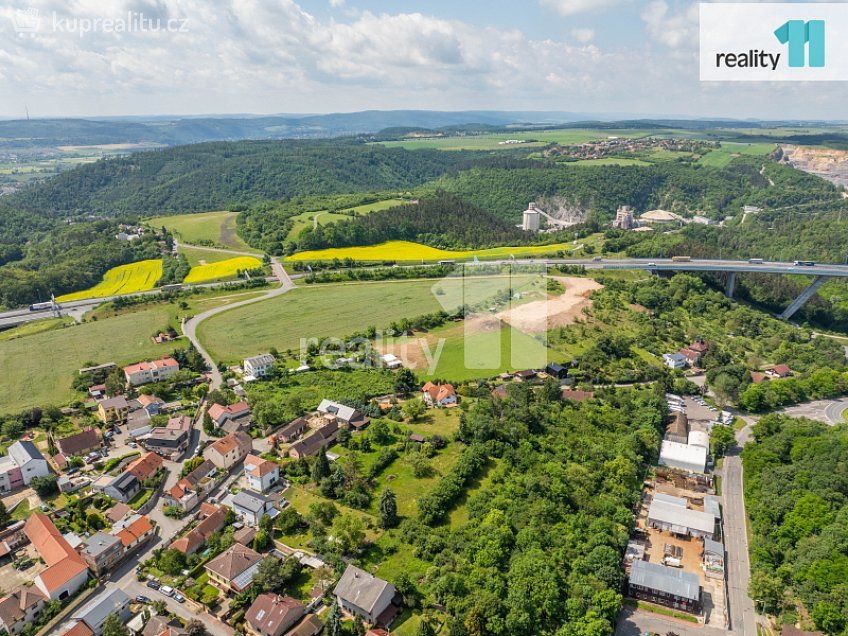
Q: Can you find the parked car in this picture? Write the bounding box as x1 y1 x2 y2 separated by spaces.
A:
128 442 138 448
146 581 161 590
173 593 185 603
135 595 152 604
160 585 174 597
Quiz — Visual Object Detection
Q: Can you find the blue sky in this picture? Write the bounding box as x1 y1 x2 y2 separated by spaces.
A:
0 0 844 120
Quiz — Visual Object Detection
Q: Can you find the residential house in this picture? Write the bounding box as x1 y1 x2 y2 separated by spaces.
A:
88 385 106 399
490 385 508 400
61 623 94 636
112 514 154 555
169 504 227 555
316 400 370 430
72 588 131 636
137 394 165 416
513 369 536 382
627 560 700 613
665 412 689 444
97 396 129 424
421 382 457 407
379 353 403 370
164 460 218 513
0 441 50 493
243 354 275 379
333 565 397 625
689 341 709 355
125 452 163 484
104 471 141 503
233 527 257 547
678 348 701 367
765 364 792 379
204 543 262 594
80 532 123 575
56 428 102 458
662 353 688 370
276 418 308 444
287 616 324 636
545 362 568 379
140 616 187 636
208 402 252 433
105 503 131 524
231 490 279 526
123 358 180 387
204 431 253 470
24 514 90 600
287 420 339 459
0 587 47 634
244 455 280 493
145 415 191 460
245 594 305 636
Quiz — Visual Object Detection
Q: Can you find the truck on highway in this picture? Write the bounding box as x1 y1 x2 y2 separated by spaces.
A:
748 258 764 264
671 255 692 262
161 283 182 292
793 260 816 267
28 302 53 312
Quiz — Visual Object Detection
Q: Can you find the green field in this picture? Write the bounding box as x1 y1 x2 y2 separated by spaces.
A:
0 307 183 413
698 142 777 168
184 256 263 283
56 260 163 302
148 211 259 252
374 128 665 151
198 277 529 361
286 198 407 242
179 246 235 267
287 239 579 263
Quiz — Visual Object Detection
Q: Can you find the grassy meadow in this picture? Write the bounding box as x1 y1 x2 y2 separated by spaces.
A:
148 210 260 252
56 260 163 302
0 306 182 413
697 142 777 168
198 276 531 361
286 198 407 241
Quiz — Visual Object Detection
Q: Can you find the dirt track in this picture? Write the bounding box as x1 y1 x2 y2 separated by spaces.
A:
497 276 601 333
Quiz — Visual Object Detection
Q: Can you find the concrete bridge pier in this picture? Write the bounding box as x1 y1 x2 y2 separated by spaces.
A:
780 276 826 320
725 272 737 299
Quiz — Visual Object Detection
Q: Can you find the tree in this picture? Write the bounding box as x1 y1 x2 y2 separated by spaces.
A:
394 368 418 395
259 513 274 535
252 557 285 594
203 411 215 435
417 616 437 636
157 548 186 576
329 514 365 555
711 373 740 407
253 529 271 552
711 425 736 457
403 399 425 422
184 620 207 636
103 613 129 636
275 507 303 535
312 446 330 483
378 488 398 528
327 598 342 636
30 474 58 497
0 500 9 528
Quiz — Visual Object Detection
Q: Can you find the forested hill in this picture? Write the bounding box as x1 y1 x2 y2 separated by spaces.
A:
291 192 542 251
431 156 839 221
11 141 482 216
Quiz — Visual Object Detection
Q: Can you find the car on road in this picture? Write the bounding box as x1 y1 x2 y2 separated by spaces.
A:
647 262 656 267
160 585 174 597
146 581 161 590
128 442 138 448
173 593 185 603
135 595 152 604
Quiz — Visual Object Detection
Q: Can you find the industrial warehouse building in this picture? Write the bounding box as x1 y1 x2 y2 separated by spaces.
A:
628 560 701 613
647 494 717 539
658 440 708 474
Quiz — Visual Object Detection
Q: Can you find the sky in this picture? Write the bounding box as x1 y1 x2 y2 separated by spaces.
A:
0 0 844 120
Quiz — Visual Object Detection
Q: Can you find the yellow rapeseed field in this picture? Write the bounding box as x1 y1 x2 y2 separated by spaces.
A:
57 260 163 302
285 240 576 262
183 256 263 283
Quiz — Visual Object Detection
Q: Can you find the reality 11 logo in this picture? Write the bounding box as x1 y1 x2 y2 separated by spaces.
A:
774 20 825 67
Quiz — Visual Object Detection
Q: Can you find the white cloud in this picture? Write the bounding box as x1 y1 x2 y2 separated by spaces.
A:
641 0 698 49
540 0 620 16
329 0 344 6
570 27 594 43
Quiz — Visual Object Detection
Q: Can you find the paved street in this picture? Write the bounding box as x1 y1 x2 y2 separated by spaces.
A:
781 397 848 425
615 607 729 636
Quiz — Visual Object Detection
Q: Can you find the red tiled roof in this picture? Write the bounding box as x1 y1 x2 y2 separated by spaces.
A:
244 454 278 477
423 382 455 402
62 622 94 636
561 390 595 402
116 515 153 547
245 594 305 636
126 452 163 481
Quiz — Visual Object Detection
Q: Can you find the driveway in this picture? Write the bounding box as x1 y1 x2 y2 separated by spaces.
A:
615 607 728 636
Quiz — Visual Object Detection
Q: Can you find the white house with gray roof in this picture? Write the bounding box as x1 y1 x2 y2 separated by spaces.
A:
333 565 396 624
0 441 49 492
72 587 131 636
243 354 275 379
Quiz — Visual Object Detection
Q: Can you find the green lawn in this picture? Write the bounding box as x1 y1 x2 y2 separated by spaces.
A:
10 500 30 521
0 306 183 413
147 211 260 252
286 198 407 242
198 277 521 362
0 317 75 342
179 245 236 267
698 142 777 167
